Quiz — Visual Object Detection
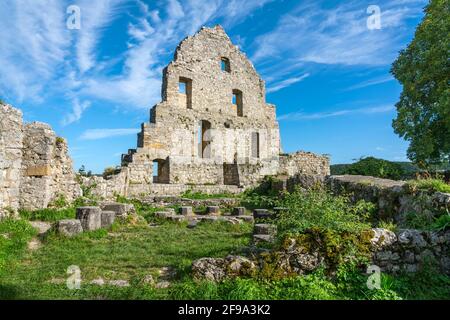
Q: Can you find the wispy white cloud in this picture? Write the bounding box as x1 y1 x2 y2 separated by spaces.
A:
62 99 91 126
267 73 310 93
344 76 395 91
253 0 426 71
278 104 394 121
80 128 140 140
80 0 275 109
75 0 126 74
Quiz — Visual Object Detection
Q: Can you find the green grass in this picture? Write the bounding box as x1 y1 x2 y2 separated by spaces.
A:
0 219 37 277
19 208 76 222
181 189 238 200
0 217 448 300
0 220 252 299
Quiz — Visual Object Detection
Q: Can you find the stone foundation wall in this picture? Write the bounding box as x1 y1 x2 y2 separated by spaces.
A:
372 228 450 274
0 103 81 216
279 151 330 176
326 175 450 223
192 228 450 282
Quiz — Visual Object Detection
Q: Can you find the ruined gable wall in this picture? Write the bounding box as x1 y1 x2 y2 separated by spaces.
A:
130 26 281 186
0 104 23 217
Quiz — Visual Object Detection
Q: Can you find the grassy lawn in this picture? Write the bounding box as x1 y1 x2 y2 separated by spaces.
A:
0 220 252 300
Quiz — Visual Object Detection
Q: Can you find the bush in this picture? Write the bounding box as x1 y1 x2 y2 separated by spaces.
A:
274 187 373 238
103 166 120 179
405 178 450 193
340 157 405 180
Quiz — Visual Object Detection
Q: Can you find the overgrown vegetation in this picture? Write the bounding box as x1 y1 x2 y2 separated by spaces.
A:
274 187 374 238
405 178 450 194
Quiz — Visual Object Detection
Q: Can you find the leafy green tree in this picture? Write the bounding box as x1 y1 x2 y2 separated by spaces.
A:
342 157 405 180
391 0 450 167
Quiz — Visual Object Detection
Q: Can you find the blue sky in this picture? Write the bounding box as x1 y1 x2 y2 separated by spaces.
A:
0 0 428 173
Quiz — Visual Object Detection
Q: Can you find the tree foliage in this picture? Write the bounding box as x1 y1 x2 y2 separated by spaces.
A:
391 0 450 167
341 157 405 180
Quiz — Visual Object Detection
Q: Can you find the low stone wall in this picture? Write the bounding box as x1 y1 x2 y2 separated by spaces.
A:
84 173 244 200
372 228 450 274
279 151 330 176
326 175 450 223
192 228 450 281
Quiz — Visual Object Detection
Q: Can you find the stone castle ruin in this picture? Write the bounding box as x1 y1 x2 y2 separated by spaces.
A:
1 25 329 216
86 26 329 199
0 104 81 217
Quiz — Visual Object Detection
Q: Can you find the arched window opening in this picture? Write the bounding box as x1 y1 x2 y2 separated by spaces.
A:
232 89 243 117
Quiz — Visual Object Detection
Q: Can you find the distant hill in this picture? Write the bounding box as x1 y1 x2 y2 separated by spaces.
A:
331 161 450 180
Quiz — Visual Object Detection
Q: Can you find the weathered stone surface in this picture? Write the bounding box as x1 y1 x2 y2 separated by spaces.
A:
180 206 193 216
232 207 246 216
370 228 397 248
109 280 130 287
326 175 450 225
206 206 220 215
235 215 254 223
167 215 186 222
56 219 83 237
253 209 272 220
76 26 329 199
76 207 102 231
253 234 275 244
0 103 81 214
254 224 277 236
101 211 116 228
30 221 52 235
192 255 256 282
101 203 135 217
155 211 173 219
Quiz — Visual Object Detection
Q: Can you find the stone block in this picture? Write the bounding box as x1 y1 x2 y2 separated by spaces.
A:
76 207 102 231
168 215 186 222
253 234 275 244
101 203 135 217
207 206 220 215
235 215 254 223
155 211 173 219
254 223 277 235
25 165 52 177
232 207 246 216
57 219 83 237
253 209 272 220
101 211 116 228
180 206 194 216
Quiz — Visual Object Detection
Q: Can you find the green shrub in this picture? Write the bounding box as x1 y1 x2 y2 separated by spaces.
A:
274 187 373 238
340 157 405 180
405 178 450 193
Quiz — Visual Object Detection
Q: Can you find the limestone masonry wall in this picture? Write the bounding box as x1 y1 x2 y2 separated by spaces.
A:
87 25 330 198
0 103 81 217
